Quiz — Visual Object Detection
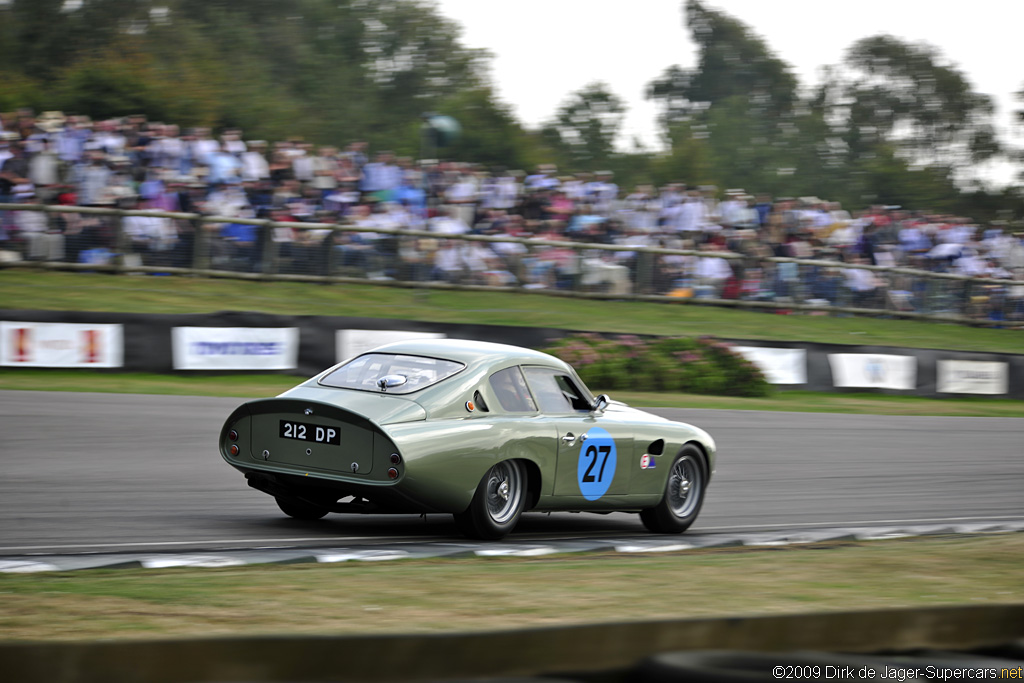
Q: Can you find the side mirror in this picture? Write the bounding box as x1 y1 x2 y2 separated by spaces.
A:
591 394 610 414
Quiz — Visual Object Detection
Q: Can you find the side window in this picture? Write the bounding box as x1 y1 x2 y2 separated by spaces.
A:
488 366 537 413
554 374 593 411
523 366 592 414
522 366 572 414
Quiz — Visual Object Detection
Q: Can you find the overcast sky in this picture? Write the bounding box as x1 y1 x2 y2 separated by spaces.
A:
433 0 1022 175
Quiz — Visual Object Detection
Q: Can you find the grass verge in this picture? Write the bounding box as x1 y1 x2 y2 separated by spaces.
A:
2 369 1022 417
0 534 1020 641
2 270 1022 353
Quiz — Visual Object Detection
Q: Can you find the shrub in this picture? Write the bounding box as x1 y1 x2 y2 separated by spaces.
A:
543 333 771 397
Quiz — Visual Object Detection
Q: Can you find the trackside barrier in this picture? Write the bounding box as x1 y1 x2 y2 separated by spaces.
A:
1 203 1022 327
1 604 1022 682
3 310 1024 398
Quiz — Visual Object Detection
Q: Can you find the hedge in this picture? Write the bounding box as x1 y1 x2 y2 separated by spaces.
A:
543 334 771 397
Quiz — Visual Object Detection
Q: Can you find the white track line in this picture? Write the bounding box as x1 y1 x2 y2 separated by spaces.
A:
3 514 1023 554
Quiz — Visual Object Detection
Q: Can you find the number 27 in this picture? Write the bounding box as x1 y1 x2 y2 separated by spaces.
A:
582 444 611 483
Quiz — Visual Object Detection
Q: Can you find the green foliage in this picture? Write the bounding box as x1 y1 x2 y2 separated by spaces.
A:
543 334 771 397
645 0 804 195
543 82 626 172
642 3 1010 216
647 0 798 129
0 0 1018 219
435 87 540 170
0 0 486 150
682 0 798 117
823 35 1000 175
650 120 714 188
0 70 46 113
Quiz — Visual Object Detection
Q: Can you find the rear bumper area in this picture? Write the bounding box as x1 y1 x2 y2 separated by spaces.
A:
243 470 445 514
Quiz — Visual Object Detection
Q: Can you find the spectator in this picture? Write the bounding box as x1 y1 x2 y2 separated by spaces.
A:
694 242 734 298
2 105 1021 321
206 142 242 187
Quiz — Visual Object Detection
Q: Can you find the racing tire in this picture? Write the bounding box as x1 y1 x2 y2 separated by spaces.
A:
454 460 527 540
275 496 330 521
640 444 707 534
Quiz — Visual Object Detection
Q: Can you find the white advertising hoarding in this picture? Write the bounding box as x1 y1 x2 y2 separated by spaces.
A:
336 329 446 363
828 353 916 390
734 346 807 385
0 321 123 367
937 360 1008 395
172 327 299 370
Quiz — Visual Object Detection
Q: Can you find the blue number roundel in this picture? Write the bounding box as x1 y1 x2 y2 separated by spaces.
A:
576 427 617 500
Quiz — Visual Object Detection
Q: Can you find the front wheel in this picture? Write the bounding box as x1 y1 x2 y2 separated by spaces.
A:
275 496 330 521
454 460 527 540
640 444 707 534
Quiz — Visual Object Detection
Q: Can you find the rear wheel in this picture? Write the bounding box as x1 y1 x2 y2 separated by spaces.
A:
640 444 707 534
275 496 330 521
454 460 526 540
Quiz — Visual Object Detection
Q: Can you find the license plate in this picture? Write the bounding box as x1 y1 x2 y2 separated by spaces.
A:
279 420 340 445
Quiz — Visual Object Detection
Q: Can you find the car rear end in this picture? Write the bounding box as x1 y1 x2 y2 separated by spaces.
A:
219 395 433 513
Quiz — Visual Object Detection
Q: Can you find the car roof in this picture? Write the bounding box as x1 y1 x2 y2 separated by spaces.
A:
365 338 566 370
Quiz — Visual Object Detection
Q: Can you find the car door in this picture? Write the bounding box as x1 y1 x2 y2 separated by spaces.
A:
520 366 633 503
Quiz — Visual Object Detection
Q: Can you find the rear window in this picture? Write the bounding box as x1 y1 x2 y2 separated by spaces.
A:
319 353 465 394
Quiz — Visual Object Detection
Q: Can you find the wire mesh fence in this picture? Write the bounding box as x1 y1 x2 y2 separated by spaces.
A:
2 202 1022 326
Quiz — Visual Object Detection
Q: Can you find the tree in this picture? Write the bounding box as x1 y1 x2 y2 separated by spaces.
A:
646 0 798 131
0 0 490 148
644 1 802 193
820 35 1000 177
541 82 625 172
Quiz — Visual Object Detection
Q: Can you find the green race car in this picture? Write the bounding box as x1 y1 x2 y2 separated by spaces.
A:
219 339 717 539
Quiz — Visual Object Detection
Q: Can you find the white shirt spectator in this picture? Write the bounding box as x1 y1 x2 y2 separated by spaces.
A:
696 255 732 281
460 242 496 274
676 199 707 233
845 266 879 292
192 136 219 167
124 214 177 250
434 242 463 275
156 135 185 170
292 152 314 183
241 149 270 181
430 214 470 235
561 179 587 201
445 176 478 204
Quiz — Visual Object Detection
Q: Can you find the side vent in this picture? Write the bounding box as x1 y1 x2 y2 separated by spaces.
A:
648 439 665 456
473 390 490 412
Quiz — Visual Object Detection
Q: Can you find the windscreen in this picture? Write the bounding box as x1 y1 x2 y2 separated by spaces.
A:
318 353 465 394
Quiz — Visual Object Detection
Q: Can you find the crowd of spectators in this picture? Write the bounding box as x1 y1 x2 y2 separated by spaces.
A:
2 108 1023 321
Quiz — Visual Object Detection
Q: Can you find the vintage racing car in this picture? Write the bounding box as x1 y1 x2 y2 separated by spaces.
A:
219 339 717 539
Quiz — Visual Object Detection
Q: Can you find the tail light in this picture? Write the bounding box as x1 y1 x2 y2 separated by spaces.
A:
228 444 240 456
387 467 399 479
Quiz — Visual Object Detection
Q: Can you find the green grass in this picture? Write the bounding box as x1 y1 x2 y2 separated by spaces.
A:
2 370 1022 416
2 270 1022 352
1 270 1022 642
0 534 1020 641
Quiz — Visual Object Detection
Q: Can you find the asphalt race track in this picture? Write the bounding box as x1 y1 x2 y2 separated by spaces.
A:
1 389 1022 557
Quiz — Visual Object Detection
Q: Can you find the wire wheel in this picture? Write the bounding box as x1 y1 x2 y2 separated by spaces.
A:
484 460 524 525
666 454 702 519
455 459 528 540
640 444 707 534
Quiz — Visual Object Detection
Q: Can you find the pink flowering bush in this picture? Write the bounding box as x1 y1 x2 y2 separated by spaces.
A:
543 334 770 397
